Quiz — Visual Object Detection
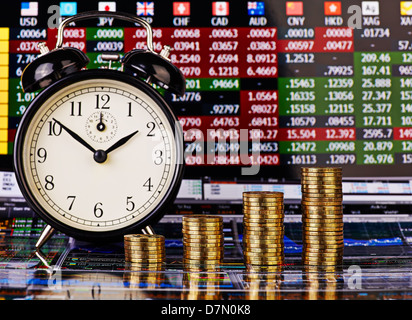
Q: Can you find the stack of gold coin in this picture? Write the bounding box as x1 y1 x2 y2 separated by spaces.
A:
242 191 284 266
182 215 223 270
124 234 165 267
301 167 343 268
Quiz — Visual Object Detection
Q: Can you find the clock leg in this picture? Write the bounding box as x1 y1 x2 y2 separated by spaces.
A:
35 224 56 251
141 225 155 235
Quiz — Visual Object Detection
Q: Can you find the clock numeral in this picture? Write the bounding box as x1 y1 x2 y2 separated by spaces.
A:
44 175 54 190
37 148 47 163
147 122 156 137
47 121 62 136
143 178 153 192
154 150 163 165
67 196 76 210
126 196 135 212
127 102 132 117
95 94 110 109
94 202 103 218
70 101 82 116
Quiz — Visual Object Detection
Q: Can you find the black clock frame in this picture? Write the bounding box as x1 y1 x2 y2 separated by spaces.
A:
13 69 185 242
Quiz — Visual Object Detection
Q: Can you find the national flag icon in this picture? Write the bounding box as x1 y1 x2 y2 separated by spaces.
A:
401 1 412 15
286 1 303 16
324 1 341 15
212 2 229 16
361 1 379 15
98 2 116 12
137 2 154 16
60 2 77 16
21 2 38 16
173 2 190 16
248 2 265 16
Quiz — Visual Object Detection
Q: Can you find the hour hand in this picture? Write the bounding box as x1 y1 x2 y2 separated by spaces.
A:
105 130 139 154
52 118 96 153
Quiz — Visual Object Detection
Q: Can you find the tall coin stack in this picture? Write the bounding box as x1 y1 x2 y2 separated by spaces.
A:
301 167 344 269
182 215 224 270
242 191 285 266
124 234 165 269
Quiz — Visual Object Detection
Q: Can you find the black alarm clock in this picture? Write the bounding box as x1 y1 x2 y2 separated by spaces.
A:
13 11 185 248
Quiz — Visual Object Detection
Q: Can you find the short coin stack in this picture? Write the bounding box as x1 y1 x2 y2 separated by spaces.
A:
301 167 344 269
124 234 165 268
242 191 285 266
182 215 224 270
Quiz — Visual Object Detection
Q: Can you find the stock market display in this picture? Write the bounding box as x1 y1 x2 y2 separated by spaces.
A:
0 0 412 179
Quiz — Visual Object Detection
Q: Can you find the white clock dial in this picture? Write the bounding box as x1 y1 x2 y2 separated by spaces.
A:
18 76 182 234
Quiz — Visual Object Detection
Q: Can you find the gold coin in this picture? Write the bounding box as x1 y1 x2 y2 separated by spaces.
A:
302 217 343 222
301 183 342 189
243 203 284 209
124 245 165 250
302 195 342 200
302 255 343 262
301 167 342 172
124 250 164 256
243 213 285 220
244 257 284 265
243 221 285 227
303 240 344 246
182 223 223 229
242 198 284 206
183 252 223 259
303 229 343 234
244 238 284 244
302 204 342 210
303 238 344 244
243 191 284 198
125 247 165 253
184 248 224 256
243 247 284 253
301 200 342 206
124 234 165 241
183 251 224 260
303 251 343 257
243 250 284 257
183 235 224 241
243 230 285 237
244 239 284 246
243 211 284 218
243 229 285 236
244 256 284 263
182 224 223 232
301 176 342 182
245 244 284 250
302 189 342 195
301 171 342 176
302 221 343 226
303 248 344 254
183 240 223 246
302 210 343 216
243 218 284 224
182 229 223 236
302 228 343 233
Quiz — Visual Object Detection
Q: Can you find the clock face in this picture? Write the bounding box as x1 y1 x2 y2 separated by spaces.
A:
14 71 183 239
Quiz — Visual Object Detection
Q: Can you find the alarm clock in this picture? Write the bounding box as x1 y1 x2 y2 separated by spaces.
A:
13 11 185 248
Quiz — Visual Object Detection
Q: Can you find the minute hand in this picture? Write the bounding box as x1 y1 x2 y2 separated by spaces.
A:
105 130 139 154
53 118 96 153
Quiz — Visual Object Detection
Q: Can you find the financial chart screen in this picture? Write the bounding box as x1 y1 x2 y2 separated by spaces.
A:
1 0 412 180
